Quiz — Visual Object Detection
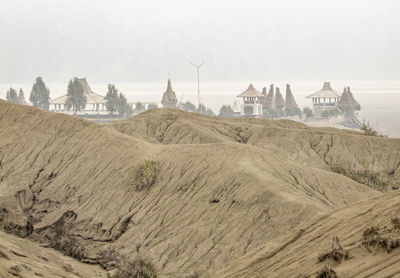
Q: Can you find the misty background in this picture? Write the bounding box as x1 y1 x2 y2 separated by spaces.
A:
1 0 399 83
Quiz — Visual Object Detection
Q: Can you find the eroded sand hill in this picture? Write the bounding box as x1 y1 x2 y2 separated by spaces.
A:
0 231 107 278
0 101 399 277
213 190 400 278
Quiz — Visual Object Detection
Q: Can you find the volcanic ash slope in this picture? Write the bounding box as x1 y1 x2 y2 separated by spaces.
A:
0 101 399 277
213 190 400 278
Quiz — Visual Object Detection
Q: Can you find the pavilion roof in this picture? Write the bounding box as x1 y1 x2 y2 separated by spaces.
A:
237 84 263 98
306 82 341 99
49 78 105 104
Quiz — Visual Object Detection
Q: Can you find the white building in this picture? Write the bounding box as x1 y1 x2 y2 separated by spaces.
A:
237 84 263 117
49 78 108 115
306 82 341 117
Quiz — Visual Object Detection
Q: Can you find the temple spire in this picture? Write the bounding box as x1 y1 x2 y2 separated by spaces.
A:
161 78 178 108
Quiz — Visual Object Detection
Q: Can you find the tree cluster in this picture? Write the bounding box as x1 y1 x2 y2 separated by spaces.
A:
284 106 302 117
104 84 133 117
263 108 284 119
6 88 18 103
197 103 215 116
302 107 314 118
219 105 234 118
321 108 341 118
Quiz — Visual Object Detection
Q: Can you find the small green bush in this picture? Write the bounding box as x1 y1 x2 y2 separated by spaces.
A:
136 160 157 191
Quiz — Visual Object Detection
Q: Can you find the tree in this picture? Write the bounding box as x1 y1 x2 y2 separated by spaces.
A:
284 106 302 117
147 104 158 110
6 88 18 103
197 104 207 114
30 77 50 110
117 93 132 117
263 108 283 119
321 110 329 118
303 107 314 118
66 78 87 115
104 84 119 114
183 101 196 112
206 108 215 116
134 102 146 114
219 105 234 118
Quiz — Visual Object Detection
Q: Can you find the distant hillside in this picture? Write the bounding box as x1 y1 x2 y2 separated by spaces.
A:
0 101 399 277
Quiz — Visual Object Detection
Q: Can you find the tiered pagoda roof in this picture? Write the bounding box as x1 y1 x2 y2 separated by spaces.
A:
337 87 360 111
285 84 298 108
274 87 285 109
264 84 275 109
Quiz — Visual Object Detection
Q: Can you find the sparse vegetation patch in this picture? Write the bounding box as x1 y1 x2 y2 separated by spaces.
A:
112 258 157 278
97 246 157 278
331 164 389 191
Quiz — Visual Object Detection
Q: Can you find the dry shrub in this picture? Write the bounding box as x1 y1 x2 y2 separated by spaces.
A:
51 236 86 260
187 271 201 278
318 249 349 264
318 235 349 264
97 245 157 278
362 226 400 252
97 246 120 269
315 265 338 278
391 217 400 231
112 257 157 278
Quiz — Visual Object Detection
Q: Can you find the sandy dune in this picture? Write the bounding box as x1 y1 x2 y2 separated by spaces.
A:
0 100 399 277
213 190 400 278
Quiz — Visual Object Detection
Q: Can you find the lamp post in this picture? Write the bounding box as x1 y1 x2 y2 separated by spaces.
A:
191 62 204 114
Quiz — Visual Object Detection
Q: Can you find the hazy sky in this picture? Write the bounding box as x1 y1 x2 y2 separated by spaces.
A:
1 0 399 83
